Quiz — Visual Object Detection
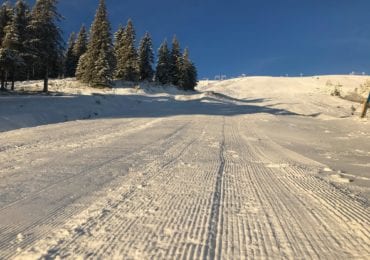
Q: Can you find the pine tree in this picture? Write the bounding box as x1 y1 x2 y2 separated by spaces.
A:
76 0 114 87
66 25 88 78
95 47 111 85
114 25 124 55
155 39 171 85
0 1 13 91
0 49 15 90
0 1 30 90
64 32 76 77
170 35 182 86
71 25 87 79
0 1 12 44
115 19 138 82
178 48 197 91
112 25 123 72
28 0 64 92
138 32 154 81
75 52 88 82
1 6 27 90
73 25 88 58
12 0 30 81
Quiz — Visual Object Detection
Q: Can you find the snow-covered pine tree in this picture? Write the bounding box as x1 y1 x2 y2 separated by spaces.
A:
170 35 182 86
95 46 111 86
76 0 114 87
75 52 88 82
1 2 28 90
0 1 13 44
138 32 154 82
0 1 13 91
73 25 88 58
12 0 30 81
178 48 198 91
114 25 124 55
0 0 31 90
64 32 76 77
73 25 89 82
112 25 124 74
155 39 171 85
67 25 88 78
115 19 139 82
28 0 64 92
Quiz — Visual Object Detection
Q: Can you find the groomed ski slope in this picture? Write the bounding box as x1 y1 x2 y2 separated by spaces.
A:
0 76 369 259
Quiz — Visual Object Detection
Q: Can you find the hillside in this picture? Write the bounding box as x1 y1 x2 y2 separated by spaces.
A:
199 75 370 118
1 75 369 133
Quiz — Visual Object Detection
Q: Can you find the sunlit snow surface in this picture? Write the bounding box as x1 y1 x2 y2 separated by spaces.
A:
0 76 369 259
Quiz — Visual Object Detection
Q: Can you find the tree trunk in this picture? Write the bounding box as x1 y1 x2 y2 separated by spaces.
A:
43 67 49 93
5 71 8 89
0 70 5 91
11 70 15 91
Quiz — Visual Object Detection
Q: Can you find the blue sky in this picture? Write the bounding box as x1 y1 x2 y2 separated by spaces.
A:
25 0 370 78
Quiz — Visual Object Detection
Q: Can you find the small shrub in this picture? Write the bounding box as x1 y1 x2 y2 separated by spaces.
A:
331 84 342 97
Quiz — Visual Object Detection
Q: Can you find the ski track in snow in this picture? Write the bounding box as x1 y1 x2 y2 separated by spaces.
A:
0 116 368 259
1 78 370 259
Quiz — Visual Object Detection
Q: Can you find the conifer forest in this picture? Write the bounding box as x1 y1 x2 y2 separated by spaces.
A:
0 0 198 92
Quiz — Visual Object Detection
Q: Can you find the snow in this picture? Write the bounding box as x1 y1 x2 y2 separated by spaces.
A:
0 79 190 132
1 76 370 259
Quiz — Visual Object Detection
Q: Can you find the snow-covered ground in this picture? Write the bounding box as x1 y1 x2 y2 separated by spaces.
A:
0 76 370 259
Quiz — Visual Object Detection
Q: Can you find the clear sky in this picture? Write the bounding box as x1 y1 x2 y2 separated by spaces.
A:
24 0 370 79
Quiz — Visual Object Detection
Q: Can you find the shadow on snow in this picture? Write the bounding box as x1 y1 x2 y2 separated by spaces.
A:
0 89 321 132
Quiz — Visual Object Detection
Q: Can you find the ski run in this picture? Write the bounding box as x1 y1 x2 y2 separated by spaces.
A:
0 76 370 259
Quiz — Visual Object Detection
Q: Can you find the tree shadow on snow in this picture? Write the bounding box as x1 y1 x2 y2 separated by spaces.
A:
0 90 321 132
70 92 306 118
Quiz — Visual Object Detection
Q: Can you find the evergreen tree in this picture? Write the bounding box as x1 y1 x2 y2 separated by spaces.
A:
112 25 123 72
28 0 64 92
138 32 154 81
76 0 114 87
114 25 124 55
12 0 30 81
0 49 15 90
1 8 26 90
178 48 197 91
75 52 88 81
64 32 76 77
115 19 138 82
0 0 30 90
0 1 12 44
0 1 12 90
170 35 182 86
65 25 88 78
73 25 88 58
155 39 171 85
